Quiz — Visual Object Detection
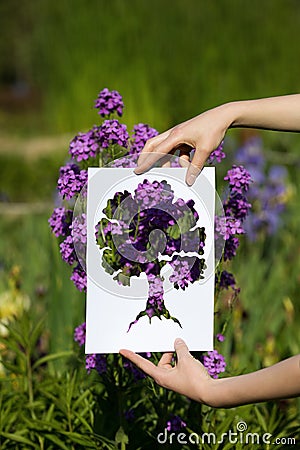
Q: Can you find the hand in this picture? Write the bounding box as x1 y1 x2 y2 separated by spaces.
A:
119 338 216 405
134 103 234 186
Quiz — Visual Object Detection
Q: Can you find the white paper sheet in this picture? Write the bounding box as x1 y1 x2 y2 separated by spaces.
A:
85 167 215 353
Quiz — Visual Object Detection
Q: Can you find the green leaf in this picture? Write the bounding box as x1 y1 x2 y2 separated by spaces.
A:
112 144 128 159
0 335 26 359
60 431 97 447
73 411 94 433
254 406 268 432
113 272 131 286
0 431 38 447
29 316 45 348
32 351 73 370
115 426 129 445
44 434 70 450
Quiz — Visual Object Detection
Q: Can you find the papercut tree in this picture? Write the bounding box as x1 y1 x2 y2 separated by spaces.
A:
95 179 206 331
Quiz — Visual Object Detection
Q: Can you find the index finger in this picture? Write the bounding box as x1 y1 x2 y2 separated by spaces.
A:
119 349 159 378
135 131 180 174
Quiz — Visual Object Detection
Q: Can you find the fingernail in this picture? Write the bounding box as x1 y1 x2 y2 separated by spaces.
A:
186 173 196 186
175 338 184 345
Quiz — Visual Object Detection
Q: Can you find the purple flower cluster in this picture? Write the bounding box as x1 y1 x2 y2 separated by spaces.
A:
74 322 107 375
208 141 226 164
218 270 236 290
60 235 76 265
216 333 225 342
134 179 174 208
235 138 288 240
48 207 72 237
169 256 205 290
49 208 87 292
70 213 87 245
110 122 159 167
203 350 226 379
166 415 187 432
69 127 100 162
71 264 87 292
57 163 87 200
224 165 252 194
129 123 159 155
217 165 252 263
94 88 124 117
215 216 245 241
98 119 129 149
122 352 151 381
85 353 107 375
110 155 137 168
74 322 86 346
96 179 206 329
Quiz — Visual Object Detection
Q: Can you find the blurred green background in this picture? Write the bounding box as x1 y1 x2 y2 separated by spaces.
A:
1 0 300 436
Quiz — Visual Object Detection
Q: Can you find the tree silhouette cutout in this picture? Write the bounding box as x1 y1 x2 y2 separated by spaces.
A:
95 179 206 331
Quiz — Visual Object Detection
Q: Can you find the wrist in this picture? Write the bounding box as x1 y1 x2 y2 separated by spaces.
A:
199 377 226 408
222 101 247 129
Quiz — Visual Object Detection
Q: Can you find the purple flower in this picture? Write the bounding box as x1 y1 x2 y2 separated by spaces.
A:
85 354 107 375
215 216 244 240
224 236 239 261
69 127 100 161
236 137 265 168
74 322 86 346
57 164 87 200
224 194 251 220
235 139 288 241
129 123 159 155
95 354 107 374
219 270 235 289
60 235 76 265
85 354 96 373
216 333 225 342
134 179 174 208
70 214 87 245
203 350 226 379
98 119 129 149
166 415 187 432
122 352 151 381
224 165 252 195
71 264 87 292
124 409 135 422
48 207 72 237
208 141 226 164
169 256 205 289
110 155 138 168
94 88 124 117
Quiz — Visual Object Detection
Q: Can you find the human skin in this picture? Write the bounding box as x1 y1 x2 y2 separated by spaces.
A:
120 94 300 406
134 94 300 186
120 339 300 408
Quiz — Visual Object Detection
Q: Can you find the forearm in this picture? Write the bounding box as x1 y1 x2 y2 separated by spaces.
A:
225 94 300 133
208 355 300 408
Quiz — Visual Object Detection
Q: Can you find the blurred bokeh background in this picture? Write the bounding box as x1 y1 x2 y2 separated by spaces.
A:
1 0 300 440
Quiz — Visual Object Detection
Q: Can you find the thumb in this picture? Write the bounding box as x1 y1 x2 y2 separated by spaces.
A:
174 338 191 361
